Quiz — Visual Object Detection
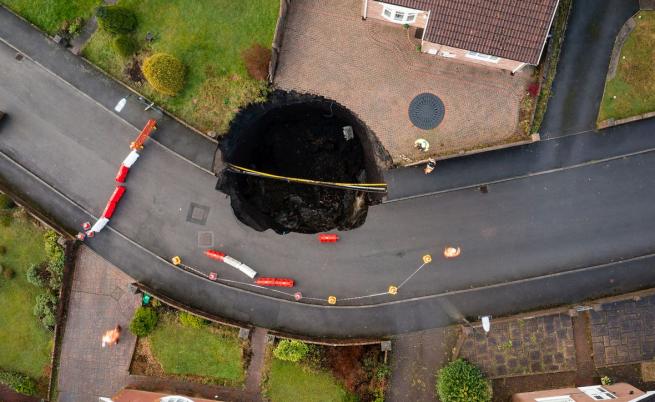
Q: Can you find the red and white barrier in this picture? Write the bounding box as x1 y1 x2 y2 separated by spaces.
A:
79 120 157 240
204 249 257 279
255 277 295 288
90 217 109 233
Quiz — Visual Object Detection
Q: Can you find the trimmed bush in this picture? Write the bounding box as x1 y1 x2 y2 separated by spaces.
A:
44 230 64 290
273 339 309 363
26 263 48 288
33 292 58 330
130 307 158 337
113 35 138 58
0 370 37 396
242 43 271 80
142 53 186 96
436 359 492 402
178 311 207 328
0 193 15 210
96 5 137 35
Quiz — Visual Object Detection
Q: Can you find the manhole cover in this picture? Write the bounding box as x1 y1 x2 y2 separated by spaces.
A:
408 93 445 130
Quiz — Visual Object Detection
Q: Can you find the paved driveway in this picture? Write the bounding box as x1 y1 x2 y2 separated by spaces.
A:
58 247 140 402
274 0 532 165
540 0 639 138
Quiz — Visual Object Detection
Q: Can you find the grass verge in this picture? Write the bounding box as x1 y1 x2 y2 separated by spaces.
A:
530 0 573 134
82 0 277 134
147 314 245 385
598 12 655 122
0 212 51 381
0 0 100 35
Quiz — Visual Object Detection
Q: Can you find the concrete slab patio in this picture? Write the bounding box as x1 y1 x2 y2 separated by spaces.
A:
274 0 534 165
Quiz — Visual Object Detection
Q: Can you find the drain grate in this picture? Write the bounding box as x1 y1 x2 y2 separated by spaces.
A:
197 231 214 248
408 93 445 130
15 53 23 61
186 203 210 225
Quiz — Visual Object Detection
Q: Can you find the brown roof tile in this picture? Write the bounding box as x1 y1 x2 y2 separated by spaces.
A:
376 0 559 64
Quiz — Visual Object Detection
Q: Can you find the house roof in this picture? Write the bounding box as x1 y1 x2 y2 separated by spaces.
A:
377 0 560 64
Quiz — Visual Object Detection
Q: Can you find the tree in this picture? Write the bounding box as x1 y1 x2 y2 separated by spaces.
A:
141 53 186 96
436 359 492 402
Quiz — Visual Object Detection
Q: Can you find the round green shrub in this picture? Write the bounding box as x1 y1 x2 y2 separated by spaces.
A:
113 35 138 58
26 263 48 288
129 307 158 337
436 359 492 402
0 193 15 210
178 311 207 328
0 370 37 396
273 339 309 362
142 53 186 96
96 5 137 35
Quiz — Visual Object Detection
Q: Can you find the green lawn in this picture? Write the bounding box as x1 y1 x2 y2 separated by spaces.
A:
0 0 100 35
83 0 277 133
0 213 52 379
265 359 352 402
148 314 245 384
598 11 655 122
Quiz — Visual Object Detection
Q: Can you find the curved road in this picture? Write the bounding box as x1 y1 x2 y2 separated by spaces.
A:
1 2 654 337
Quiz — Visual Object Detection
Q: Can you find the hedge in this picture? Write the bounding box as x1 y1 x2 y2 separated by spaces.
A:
436 359 492 402
96 5 137 35
142 53 186 96
0 370 37 396
129 307 158 337
178 311 207 329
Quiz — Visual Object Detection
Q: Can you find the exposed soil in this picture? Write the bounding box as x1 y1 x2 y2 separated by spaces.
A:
308 344 387 402
597 363 655 391
218 91 384 234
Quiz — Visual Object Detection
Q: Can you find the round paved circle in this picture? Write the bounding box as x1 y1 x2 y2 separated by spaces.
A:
408 93 445 130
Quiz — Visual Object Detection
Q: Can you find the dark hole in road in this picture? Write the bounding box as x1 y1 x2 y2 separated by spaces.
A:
217 91 384 234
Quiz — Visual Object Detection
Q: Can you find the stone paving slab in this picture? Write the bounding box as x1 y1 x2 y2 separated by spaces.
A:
274 0 532 165
57 247 140 402
590 295 655 367
459 313 576 378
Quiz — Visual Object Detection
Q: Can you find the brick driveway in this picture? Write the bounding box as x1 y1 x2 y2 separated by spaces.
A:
274 0 533 165
458 314 576 378
591 295 655 367
57 247 140 402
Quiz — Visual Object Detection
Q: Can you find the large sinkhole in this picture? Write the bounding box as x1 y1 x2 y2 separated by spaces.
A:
217 91 384 234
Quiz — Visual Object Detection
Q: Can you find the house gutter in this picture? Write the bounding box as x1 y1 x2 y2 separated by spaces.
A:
535 0 561 65
421 9 430 50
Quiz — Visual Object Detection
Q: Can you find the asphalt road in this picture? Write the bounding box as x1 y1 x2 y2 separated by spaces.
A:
1 4 655 337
